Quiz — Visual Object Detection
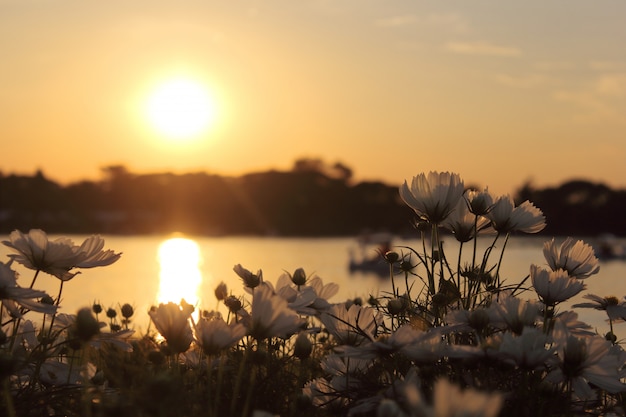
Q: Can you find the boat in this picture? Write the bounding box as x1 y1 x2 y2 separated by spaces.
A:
348 231 395 277
593 234 626 261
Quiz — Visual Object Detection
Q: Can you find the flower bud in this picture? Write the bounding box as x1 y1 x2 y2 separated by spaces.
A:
400 260 414 272
92 302 103 314
224 296 243 313
106 307 117 319
384 251 399 263
606 331 617 343
120 303 134 319
293 333 313 360
291 268 307 286
387 298 404 315
40 295 54 305
214 281 228 301
468 309 490 331
180 299 195 316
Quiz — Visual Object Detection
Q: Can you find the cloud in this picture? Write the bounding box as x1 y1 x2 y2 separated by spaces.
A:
375 12 468 33
495 73 550 88
446 41 521 57
553 89 624 124
595 73 626 97
589 61 626 71
533 61 575 71
425 13 470 33
375 15 417 28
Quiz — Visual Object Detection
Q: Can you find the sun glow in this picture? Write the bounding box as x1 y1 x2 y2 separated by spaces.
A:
145 78 217 140
157 237 203 307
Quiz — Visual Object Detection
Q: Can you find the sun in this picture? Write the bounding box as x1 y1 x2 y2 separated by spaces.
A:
145 78 217 140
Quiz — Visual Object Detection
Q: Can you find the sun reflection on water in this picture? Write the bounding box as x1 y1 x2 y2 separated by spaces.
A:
157 237 203 307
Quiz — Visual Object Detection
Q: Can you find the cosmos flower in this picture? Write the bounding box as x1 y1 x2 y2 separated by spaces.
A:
399 171 465 224
498 326 555 370
337 324 425 360
0 261 57 317
320 303 381 346
248 284 304 340
572 294 626 321
3 229 121 281
442 198 491 243
465 188 495 216
547 333 626 399
148 302 194 354
489 293 541 335
194 314 246 355
486 195 546 234
542 237 600 279
530 265 586 306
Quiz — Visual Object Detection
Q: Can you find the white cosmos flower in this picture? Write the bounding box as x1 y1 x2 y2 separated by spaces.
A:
530 265 586 306
399 171 465 224
0 261 57 317
486 195 546 234
548 333 626 399
249 283 304 340
3 229 121 281
148 302 194 354
542 237 600 279
572 294 626 321
194 314 246 355
442 198 491 243
465 188 495 216
498 326 556 370
489 293 541 335
337 324 425 360
320 303 382 346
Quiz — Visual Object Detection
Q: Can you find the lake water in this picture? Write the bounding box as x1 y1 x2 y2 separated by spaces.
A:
2 234 625 334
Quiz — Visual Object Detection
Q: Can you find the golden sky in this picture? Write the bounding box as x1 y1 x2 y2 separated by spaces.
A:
1 1 625 195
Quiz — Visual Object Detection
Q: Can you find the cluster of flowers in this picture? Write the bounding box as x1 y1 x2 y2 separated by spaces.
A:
1 172 626 417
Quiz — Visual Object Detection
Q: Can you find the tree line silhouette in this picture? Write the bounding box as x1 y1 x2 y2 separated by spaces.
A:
1 159 625 237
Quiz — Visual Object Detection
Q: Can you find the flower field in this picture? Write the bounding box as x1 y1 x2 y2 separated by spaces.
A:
1 172 625 417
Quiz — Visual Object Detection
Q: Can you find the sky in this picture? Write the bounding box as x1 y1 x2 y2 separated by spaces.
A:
1 0 626 196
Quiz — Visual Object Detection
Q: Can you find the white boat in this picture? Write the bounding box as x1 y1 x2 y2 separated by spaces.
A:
348 232 394 277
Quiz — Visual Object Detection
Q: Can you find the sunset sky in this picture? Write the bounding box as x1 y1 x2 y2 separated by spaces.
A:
2 1 625 195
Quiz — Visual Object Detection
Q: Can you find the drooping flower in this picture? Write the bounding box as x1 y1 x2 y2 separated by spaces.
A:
248 283 304 340
399 171 465 224
194 313 246 356
233 263 263 291
542 237 600 279
148 302 194 354
530 265 586 306
3 229 121 281
486 195 546 234
0 261 57 317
